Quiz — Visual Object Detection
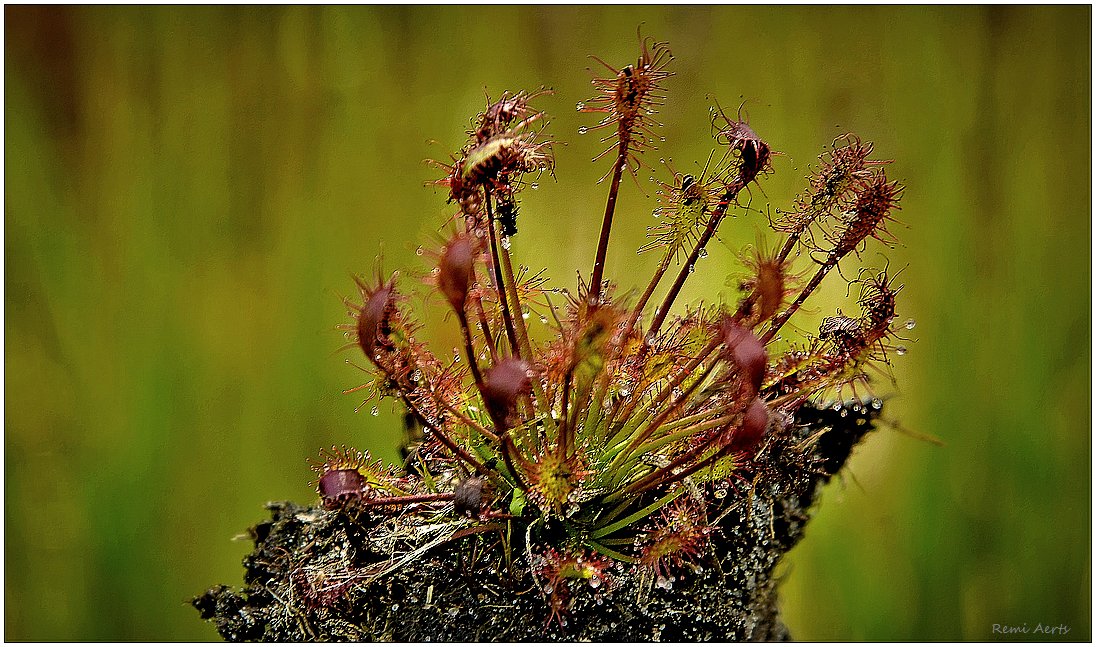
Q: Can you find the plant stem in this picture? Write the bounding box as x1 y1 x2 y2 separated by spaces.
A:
634 412 737 457
612 336 721 438
776 232 800 266
604 355 720 484
457 311 487 402
590 489 682 538
435 392 497 443
760 256 835 345
648 191 735 339
623 357 719 456
600 338 721 480
485 192 521 359
401 393 492 478
470 267 499 364
623 426 729 495
589 132 631 307
623 251 674 343
485 191 547 414
557 367 573 459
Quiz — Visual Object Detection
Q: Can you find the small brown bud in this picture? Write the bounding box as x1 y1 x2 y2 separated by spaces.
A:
439 236 474 313
318 469 365 506
730 397 769 455
722 320 767 395
482 358 532 431
357 284 394 358
453 476 486 518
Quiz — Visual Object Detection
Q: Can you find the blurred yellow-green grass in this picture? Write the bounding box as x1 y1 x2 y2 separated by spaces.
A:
5 6 1089 641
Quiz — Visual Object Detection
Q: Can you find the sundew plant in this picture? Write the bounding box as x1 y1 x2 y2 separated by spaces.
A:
314 36 906 616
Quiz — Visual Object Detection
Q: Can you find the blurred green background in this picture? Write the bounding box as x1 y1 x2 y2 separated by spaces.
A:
5 5 1090 641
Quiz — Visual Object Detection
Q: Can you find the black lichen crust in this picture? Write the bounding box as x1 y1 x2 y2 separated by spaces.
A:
193 398 880 642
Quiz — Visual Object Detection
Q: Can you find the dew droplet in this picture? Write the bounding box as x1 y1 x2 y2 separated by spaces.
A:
501 237 511 250
415 246 424 256
578 126 589 135
522 311 530 320
576 102 586 111
895 345 908 356
531 182 539 190
590 576 602 589
539 315 548 324
655 575 673 590
370 406 379 416
905 319 916 330
698 249 708 259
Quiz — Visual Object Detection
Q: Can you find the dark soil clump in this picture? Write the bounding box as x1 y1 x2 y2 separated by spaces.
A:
194 399 879 641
